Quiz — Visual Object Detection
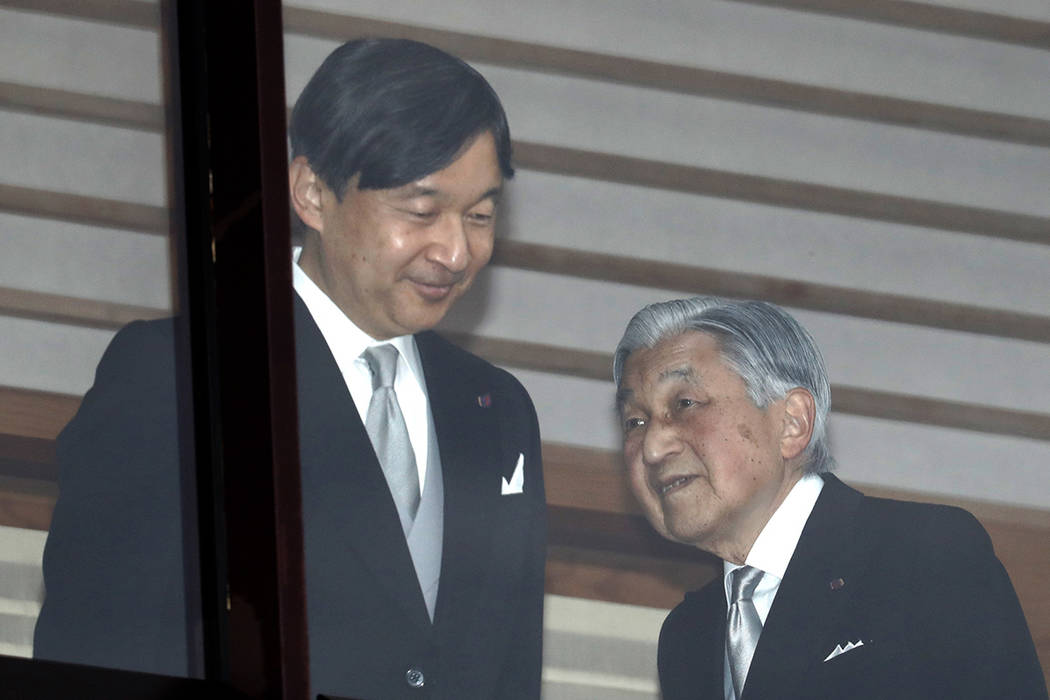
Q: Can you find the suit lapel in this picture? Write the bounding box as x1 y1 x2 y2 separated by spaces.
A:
743 475 866 699
692 584 730 699
415 332 502 634
294 296 431 630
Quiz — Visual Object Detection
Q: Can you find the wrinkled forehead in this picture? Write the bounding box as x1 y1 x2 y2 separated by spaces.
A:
616 332 727 405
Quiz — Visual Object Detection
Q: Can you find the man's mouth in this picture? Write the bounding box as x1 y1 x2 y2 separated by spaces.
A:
658 475 696 496
410 278 459 299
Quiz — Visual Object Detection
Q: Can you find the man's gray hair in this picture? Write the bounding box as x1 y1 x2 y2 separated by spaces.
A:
613 296 833 474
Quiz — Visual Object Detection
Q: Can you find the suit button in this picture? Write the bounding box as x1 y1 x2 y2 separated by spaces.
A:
405 668 425 688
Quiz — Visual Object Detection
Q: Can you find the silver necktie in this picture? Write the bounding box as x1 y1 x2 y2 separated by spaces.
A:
727 565 764 699
363 345 420 522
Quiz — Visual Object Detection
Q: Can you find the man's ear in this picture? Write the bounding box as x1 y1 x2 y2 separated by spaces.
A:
288 156 325 233
780 388 815 461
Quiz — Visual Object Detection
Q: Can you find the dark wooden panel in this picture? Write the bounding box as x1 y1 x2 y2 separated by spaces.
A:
0 432 1045 679
0 434 57 481
546 544 717 610
0 386 79 441
0 475 56 530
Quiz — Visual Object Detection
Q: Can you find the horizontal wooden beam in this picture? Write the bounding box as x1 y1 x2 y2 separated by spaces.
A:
5 79 1048 246
512 144 1050 247
282 7 1050 148
0 476 56 531
0 0 159 28
546 544 717 610
12 0 1044 55
0 425 1044 662
0 387 79 441
6 181 1048 346
4 405 1045 531
0 434 57 482
730 0 1050 50
492 239 1050 342
543 441 1050 530
0 285 168 329
0 81 164 131
4 5 1047 149
3 309 1049 443
0 183 167 234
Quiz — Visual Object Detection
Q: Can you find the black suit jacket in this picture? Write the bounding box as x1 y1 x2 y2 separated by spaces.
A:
35 297 547 699
658 474 1046 700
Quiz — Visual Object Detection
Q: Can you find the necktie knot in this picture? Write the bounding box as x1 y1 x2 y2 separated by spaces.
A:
364 344 399 390
731 565 763 604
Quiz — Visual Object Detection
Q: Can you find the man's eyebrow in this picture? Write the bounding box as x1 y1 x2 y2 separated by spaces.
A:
480 185 503 202
391 184 438 199
615 387 633 409
659 366 696 383
391 184 503 203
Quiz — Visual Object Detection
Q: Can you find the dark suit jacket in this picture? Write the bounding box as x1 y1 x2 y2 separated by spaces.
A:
658 474 1046 700
35 296 547 700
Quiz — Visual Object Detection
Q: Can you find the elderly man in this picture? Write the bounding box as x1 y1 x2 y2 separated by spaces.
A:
36 39 546 699
614 296 1045 699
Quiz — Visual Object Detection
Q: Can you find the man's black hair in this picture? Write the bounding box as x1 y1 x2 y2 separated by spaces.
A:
290 38 514 199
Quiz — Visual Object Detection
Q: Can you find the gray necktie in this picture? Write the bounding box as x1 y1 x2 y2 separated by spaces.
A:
363 345 420 522
727 565 764 699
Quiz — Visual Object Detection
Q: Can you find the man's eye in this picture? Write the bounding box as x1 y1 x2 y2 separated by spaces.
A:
624 417 646 432
466 211 495 225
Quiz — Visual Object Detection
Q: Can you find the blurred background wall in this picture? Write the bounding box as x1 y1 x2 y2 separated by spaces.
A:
1 1 1047 696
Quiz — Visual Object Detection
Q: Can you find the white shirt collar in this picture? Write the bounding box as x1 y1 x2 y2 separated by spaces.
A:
724 472 825 594
291 246 425 386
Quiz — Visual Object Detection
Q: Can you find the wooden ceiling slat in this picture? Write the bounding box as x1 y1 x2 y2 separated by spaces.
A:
490 239 1050 342
512 144 1050 247
0 286 168 330
8 0 1043 52
0 0 160 29
730 0 1050 50
282 8 1050 147
6 4 1046 146
2 312 1049 441
0 183 167 234
4 78 1048 245
0 81 164 131
0 387 79 441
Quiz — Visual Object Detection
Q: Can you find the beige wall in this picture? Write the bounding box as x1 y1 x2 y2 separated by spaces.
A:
1 1 1048 696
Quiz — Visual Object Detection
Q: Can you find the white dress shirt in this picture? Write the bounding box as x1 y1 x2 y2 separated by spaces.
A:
722 472 825 698
292 248 430 493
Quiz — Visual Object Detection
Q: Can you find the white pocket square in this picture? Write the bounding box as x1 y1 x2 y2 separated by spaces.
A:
823 639 865 663
501 453 525 495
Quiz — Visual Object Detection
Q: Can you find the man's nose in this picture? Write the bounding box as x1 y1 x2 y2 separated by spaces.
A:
642 417 682 467
426 214 470 273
